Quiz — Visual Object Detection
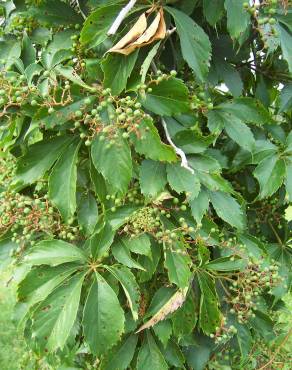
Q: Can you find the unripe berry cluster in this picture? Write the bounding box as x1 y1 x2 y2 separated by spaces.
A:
0 191 80 257
228 260 282 323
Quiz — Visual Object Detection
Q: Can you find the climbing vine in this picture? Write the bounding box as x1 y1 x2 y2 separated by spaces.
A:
0 0 291 369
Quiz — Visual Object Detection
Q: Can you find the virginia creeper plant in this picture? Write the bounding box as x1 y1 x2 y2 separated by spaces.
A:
0 0 291 369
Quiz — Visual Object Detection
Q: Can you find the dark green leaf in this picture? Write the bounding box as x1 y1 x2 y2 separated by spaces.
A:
83 274 125 355
141 78 190 116
166 7 211 81
49 140 80 222
91 132 132 194
139 160 167 197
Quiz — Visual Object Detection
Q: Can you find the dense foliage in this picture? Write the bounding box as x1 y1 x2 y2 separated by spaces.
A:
0 0 291 369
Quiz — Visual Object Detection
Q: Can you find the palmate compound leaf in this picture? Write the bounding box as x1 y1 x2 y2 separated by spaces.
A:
91 131 132 195
83 272 125 356
31 271 86 352
24 239 87 266
105 265 140 321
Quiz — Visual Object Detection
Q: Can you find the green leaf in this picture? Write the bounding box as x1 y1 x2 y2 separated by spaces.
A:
161 340 185 368
153 321 172 348
21 33 36 68
285 161 292 201
184 337 213 370
139 242 161 282
77 192 98 236
137 288 188 333
14 136 73 187
140 78 190 116
167 162 200 200
126 234 152 257
197 272 221 335
172 290 197 337
91 132 132 194
130 118 176 162
91 222 115 259
106 265 140 320
112 239 146 270
102 51 139 95
174 130 214 154
205 256 247 271
33 96 96 128
224 115 255 152
218 97 273 124
236 323 253 359
32 272 85 351
83 274 125 356
140 41 161 83
203 0 224 26
54 66 95 91
49 140 80 222
279 83 292 113
278 23 292 72
189 189 210 224
209 191 245 229
139 160 167 197
137 332 168 370
165 7 211 81
80 4 121 48
253 155 286 198
104 335 138 370
224 0 250 38
17 264 78 322
30 0 82 25
24 240 87 266
90 160 107 203
164 244 192 288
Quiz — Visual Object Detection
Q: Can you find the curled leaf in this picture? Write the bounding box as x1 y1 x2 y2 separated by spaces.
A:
108 8 166 55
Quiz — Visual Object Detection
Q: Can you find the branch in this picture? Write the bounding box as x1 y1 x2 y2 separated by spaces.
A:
107 0 137 36
161 118 194 174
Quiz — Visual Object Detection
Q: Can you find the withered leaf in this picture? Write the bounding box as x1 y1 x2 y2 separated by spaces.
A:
108 8 166 55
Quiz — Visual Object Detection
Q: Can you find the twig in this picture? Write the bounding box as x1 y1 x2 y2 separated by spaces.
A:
161 118 194 174
107 0 137 35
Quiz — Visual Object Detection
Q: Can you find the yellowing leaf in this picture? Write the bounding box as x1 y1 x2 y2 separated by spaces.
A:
109 8 166 55
136 287 188 333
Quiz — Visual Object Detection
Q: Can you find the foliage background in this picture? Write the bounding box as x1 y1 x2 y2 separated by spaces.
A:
0 0 291 369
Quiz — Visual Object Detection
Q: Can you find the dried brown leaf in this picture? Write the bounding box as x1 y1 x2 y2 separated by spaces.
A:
109 8 166 55
108 12 147 52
